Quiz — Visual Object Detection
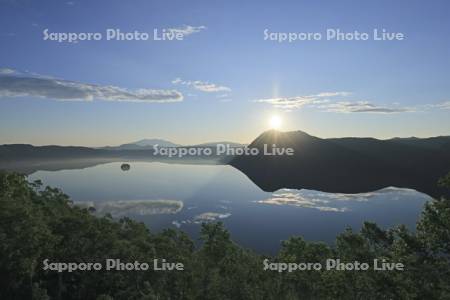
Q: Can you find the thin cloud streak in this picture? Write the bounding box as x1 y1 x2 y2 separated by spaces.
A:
0 70 183 103
431 101 450 110
255 92 413 113
320 101 413 114
254 92 350 110
172 78 231 93
167 25 206 36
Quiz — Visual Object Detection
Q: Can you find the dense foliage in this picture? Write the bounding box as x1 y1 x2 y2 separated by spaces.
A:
1 171 450 300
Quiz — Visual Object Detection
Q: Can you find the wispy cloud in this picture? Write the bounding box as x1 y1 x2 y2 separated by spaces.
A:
167 25 206 37
255 92 413 113
172 212 232 228
320 101 412 114
0 68 15 75
172 78 231 93
77 200 183 217
431 101 450 110
256 190 348 212
0 69 183 103
255 187 425 212
254 92 350 110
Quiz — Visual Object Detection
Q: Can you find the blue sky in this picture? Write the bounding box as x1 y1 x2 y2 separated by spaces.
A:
0 0 449 146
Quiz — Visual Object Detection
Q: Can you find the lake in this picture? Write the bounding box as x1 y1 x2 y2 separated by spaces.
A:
29 161 430 254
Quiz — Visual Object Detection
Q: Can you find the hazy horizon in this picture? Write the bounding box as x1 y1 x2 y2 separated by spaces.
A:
2 128 450 148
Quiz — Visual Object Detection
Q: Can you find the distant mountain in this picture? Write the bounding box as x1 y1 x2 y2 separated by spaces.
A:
102 139 180 150
388 136 450 150
0 144 106 161
230 130 450 198
133 139 180 147
102 139 245 150
189 141 246 148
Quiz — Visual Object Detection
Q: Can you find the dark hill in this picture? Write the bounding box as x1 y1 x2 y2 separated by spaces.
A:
230 130 450 198
0 144 107 161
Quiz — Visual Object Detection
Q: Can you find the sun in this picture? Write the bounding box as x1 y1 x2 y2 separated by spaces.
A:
269 115 282 130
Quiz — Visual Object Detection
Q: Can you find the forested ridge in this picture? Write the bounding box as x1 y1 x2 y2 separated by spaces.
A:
1 171 450 300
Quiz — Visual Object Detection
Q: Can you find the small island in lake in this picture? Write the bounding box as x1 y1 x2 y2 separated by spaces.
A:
120 163 131 171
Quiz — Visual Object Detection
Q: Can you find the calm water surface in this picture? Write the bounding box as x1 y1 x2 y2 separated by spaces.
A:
29 161 430 254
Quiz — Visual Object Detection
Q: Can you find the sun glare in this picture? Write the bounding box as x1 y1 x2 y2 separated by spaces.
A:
269 115 282 130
